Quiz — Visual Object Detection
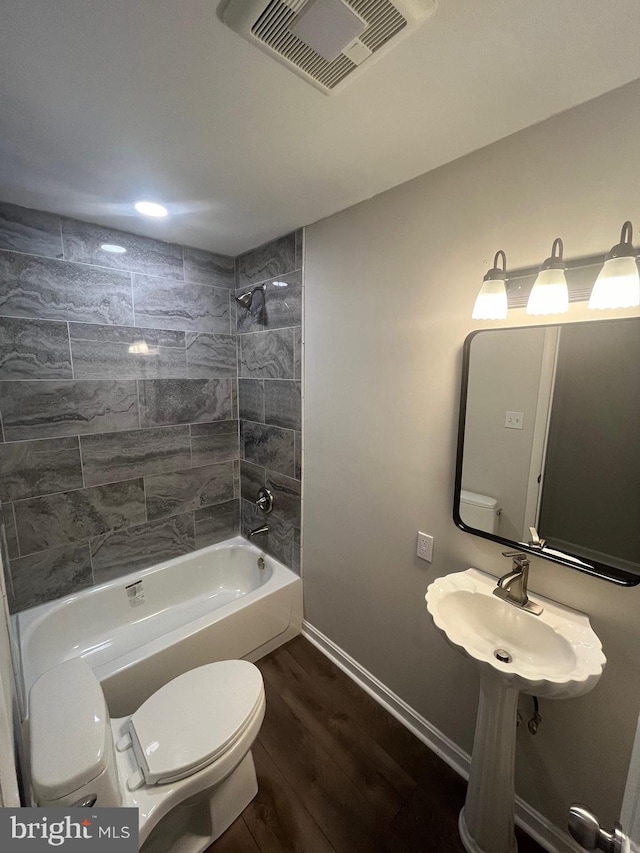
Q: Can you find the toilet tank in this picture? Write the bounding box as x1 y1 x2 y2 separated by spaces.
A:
459 490 500 534
29 658 121 808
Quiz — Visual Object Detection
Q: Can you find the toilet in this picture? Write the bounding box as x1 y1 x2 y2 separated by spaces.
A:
28 657 266 852
459 489 501 534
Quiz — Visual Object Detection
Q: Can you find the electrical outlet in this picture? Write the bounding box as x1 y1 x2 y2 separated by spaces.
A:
416 531 434 562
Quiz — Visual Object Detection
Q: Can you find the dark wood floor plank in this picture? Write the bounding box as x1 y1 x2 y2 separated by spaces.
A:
286 636 460 789
208 636 545 853
207 816 260 853
257 679 404 853
260 646 415 821
242 740 337 853
387 782 467 853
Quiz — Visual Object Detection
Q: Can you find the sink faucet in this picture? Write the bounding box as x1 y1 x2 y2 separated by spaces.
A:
248 525 269 538
493 551 543 615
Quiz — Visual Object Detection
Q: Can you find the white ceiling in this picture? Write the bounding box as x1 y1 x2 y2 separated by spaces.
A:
1 0 640 256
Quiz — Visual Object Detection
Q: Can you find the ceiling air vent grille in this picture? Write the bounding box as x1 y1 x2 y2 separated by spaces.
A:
252 0 358 90
222 0 435 94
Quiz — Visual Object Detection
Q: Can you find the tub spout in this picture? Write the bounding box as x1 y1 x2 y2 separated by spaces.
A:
248 525 269 538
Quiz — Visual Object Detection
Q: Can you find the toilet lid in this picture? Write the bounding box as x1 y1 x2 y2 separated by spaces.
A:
128 660 264 785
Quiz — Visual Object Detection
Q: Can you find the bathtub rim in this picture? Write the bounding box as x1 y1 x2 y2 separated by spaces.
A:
16 535 300 714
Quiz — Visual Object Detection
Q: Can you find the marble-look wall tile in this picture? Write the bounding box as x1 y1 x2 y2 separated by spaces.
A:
132 274 230 333
264 380 301 430
265 470 301 526
233 458 240 498
9 543 93 613
239 329 294 379
242 421 295 477
91 513 195 584
241 499 293 568
138 378 233 427
292 527 301 576
0 436 82 502
235 286 265 335
0 379 139 441
80 425 191 486
263 271 302 331
62 218 183 280
295 229 303 271
14 479 146 555
0 317 72 380
2 504 19 560
186 333 236 378
294 431 302 480
239 378 264 423
0 202 63 259
145 462 235 521
240 460 265 502
195 499 239 549
237 233 297 289
294 327 302 380
184 247 235 289
70 323 187 380
0 251 134 325
190 421 239 466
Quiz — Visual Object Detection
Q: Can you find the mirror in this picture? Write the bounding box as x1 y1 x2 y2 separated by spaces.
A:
454 316 640 585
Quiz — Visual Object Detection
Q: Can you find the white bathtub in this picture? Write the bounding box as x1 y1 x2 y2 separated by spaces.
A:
17 536 302 717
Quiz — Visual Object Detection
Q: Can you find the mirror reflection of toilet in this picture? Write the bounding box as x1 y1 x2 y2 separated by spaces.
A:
28 657 266 851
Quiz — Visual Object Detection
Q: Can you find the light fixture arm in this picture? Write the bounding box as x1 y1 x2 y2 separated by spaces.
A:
540 237 565 270
607 221 636 259
483 250 507 281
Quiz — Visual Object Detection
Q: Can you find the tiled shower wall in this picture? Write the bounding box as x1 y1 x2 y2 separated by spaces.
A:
0 201 243 613
236 233 303 573
0 202 303 613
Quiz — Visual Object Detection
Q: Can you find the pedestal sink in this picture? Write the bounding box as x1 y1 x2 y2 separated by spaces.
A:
425 568 606 853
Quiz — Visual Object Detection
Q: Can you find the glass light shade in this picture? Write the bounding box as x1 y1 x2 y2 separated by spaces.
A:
472 279 508 320
526 268 569 315
588 256 640 309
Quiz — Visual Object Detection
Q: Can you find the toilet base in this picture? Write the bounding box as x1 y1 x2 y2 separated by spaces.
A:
141 751 258 853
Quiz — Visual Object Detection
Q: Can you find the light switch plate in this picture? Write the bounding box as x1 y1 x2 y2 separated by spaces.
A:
505 411 524 430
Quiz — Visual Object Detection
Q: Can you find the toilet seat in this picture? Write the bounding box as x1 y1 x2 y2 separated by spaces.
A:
128 660 264 786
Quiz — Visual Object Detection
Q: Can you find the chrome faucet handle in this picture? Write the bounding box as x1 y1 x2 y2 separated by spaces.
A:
255 487 274 514
501 551 529 569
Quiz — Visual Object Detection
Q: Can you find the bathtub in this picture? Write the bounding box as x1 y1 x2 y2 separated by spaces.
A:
16 536 302 717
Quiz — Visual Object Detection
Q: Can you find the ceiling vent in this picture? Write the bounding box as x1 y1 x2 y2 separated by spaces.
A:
219 0 436 94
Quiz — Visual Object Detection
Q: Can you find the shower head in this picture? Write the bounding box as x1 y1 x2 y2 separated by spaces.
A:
236 291 253 309
236 284 266 310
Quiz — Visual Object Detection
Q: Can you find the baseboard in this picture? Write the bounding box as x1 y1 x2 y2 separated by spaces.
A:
301 621 582 853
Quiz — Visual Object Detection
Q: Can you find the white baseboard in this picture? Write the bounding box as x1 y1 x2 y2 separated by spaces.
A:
301 621 582 853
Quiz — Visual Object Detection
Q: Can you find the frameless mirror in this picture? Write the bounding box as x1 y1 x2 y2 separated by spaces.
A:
454 316 640 585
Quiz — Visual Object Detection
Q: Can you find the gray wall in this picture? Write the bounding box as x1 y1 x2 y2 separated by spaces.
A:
236 233 303 573
303 77 640 838
0 202 241 612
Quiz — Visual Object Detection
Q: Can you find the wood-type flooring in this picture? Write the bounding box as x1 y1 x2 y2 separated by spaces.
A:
209 636 546 853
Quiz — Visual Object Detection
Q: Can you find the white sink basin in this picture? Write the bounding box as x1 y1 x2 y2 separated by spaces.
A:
426 568 606 698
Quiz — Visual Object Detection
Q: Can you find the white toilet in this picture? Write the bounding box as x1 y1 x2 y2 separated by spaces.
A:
28 657 266 852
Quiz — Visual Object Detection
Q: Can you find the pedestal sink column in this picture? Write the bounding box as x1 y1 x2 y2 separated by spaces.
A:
459 669 519 853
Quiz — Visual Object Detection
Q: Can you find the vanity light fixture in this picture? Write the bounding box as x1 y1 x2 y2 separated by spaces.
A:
472 251 508 320
526 238 568 315
589 221 640 310
134 200 168 218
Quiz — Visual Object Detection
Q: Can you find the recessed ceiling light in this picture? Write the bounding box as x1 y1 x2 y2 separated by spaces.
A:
100 243 127 254
134 200 168 218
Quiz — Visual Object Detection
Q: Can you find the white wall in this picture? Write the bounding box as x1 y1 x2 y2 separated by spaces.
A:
303 77 640 837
